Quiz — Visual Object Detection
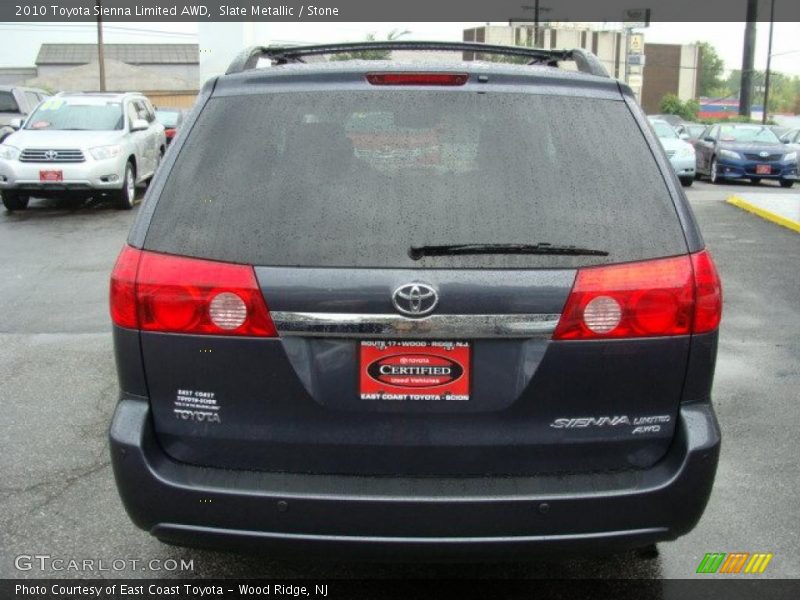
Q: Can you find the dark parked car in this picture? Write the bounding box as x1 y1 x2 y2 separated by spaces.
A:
154 108 186 145
694 123 797 187
109 41 723 557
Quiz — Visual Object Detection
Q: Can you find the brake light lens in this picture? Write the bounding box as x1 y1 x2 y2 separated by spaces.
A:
109 246 277 337
691 250 723 333
553 250 721 340
109 245 140 329
366 72 469 86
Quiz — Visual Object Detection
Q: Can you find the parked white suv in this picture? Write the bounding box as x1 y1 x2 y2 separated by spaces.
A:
0 92 166 211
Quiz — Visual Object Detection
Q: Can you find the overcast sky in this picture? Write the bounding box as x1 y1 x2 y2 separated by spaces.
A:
1 21 799 76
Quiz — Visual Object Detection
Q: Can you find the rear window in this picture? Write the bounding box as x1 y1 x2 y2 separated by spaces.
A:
0 91 19 112
144 91 687 268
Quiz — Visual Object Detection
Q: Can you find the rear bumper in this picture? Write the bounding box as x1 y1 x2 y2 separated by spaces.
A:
109 399 720 557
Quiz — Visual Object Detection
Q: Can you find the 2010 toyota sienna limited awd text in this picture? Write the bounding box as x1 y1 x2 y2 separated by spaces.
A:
108 42 722 558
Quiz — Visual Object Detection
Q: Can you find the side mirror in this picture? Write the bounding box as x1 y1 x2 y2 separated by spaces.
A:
9 118 23 130
130 118 149 132
679 133 690 140
782 139 790 144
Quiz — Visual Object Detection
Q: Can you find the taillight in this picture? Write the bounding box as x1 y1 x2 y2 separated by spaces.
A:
165 128 176 139
552 250 722 340
366 72 469 86
109 246 277 337
109 245 141 329
690 250 723 333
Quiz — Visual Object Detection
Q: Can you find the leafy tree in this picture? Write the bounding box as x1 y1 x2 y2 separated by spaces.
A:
660 94 699 121
726 69 800 113
330 30 411 61
696 41 725 96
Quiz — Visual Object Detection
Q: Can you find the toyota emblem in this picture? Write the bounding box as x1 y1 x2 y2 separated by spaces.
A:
392 283 438 317
759 151 769 158
44 150 58 161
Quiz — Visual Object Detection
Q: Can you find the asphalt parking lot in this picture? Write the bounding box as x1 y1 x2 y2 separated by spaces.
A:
1 179 798 582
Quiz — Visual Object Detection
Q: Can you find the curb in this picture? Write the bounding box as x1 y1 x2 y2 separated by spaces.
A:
726 195 800 234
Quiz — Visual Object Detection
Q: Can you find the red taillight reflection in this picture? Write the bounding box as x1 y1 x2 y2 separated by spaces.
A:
553 250 722 340
109 245 141 329
691 250 723 333
109 246 277 337
366 72 469 86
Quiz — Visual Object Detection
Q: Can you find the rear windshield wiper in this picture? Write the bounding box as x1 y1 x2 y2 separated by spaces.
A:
409 243 609 260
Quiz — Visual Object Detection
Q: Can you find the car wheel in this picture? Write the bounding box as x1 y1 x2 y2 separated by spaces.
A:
779 179 794 188
1 191 30 212
680 177 693 187
114 162 136 210
710 157 721 184
749 177 761 185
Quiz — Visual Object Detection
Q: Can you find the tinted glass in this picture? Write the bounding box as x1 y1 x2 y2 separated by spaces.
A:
155 110 180 127
25 98 123 131
24 91 41 110
687 125 706 138
719 125 780 143
0 91 19 112
651 121 678 139
145 92 687 268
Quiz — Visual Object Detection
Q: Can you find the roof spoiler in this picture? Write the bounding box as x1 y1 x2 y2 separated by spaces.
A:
225 41 610 79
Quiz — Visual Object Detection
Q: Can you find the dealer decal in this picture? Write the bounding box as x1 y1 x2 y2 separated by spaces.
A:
360 341 470 401
174 388 221 424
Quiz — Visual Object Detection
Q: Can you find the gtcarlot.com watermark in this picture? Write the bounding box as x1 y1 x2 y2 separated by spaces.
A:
14 554 194 573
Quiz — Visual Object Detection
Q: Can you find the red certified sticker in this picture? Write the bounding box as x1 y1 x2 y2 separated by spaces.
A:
360 341 470 401
755 164 771 175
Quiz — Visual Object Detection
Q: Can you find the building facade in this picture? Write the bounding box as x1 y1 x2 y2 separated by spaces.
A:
640 43 701 114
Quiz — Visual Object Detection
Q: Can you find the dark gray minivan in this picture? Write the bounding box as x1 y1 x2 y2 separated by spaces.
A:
109 42 722 557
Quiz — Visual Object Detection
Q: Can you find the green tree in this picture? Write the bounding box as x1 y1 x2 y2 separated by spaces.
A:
660 94 699 121
330 30 411 61
696 41 725 96
726 69 800 113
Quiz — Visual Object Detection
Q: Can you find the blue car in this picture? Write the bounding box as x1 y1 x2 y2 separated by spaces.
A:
694 123 797 187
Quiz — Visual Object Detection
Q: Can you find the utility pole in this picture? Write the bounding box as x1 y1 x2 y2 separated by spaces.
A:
96 0 106 91
521 2 550 48
739 0 758 118
762 0 776 124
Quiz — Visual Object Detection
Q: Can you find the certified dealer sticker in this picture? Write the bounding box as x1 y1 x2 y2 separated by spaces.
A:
360 341 470 401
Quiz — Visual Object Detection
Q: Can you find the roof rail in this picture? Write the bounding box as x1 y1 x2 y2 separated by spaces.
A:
225 41 610 78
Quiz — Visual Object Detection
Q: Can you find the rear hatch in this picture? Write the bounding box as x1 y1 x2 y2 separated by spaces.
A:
127 73 699 476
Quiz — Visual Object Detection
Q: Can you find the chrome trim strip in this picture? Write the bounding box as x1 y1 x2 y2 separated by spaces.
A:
271 312 560 339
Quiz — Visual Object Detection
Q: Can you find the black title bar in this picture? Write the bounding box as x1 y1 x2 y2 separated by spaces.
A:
3 0 800 22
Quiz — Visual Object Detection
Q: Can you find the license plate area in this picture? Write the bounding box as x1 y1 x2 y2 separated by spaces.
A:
755 164 771 175
360 340 470 401
39 170 63 182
